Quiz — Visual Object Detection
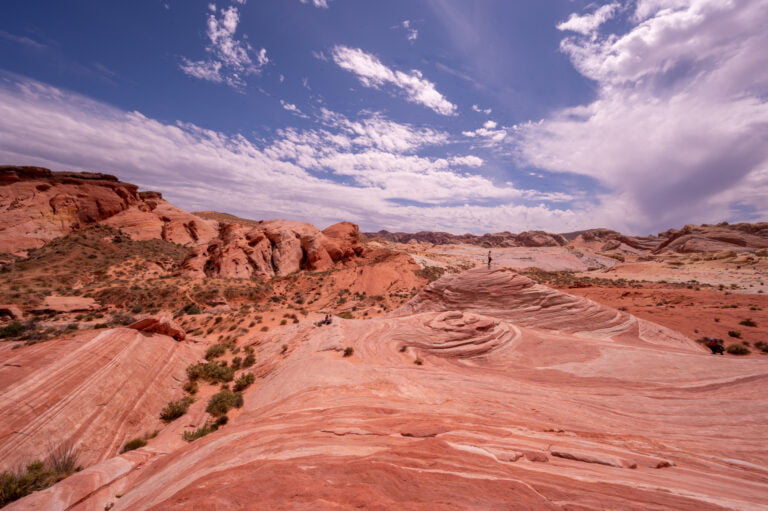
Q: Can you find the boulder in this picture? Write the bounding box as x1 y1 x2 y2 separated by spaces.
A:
0 305 23 319
129 314 186 340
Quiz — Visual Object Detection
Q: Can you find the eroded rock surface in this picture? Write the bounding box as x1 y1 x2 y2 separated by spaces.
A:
0 328 201 472
12 267 768 511
182 220 364 279
0 166 217 255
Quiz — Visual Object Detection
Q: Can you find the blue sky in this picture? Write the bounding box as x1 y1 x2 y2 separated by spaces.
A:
1 0 766 235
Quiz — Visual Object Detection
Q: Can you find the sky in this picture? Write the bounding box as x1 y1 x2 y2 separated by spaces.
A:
0 0 766 235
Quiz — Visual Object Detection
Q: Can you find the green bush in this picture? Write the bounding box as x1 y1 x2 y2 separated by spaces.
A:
233 372 255 392
160 396 194 422
206 390 243 417
242 354 256 368
726 343 750 355
186 362 234 383
120 438 147 453
182 421 218 442
183 303 201 315
205 344 227 360
0 321 25 338
0 442 83 506
183 380 199 395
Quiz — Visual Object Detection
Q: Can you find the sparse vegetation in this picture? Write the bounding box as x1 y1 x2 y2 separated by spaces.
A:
160 396 194 422
205 344 227 360
343 347 354 357
233 372 255 392
726 343 750 355
728 330 742 339
414 358 423 365
739 318 757 327
182 421 218 442
206 389 244 417
186 362 235 383
0 444 80 507
120 431 158 454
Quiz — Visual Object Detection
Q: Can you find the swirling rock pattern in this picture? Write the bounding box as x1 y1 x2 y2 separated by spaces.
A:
8 268 768 510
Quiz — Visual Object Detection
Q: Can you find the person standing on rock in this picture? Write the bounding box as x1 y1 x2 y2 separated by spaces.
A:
487 250 492 269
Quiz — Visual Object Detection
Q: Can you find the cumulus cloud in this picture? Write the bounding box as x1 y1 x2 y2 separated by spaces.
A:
280 100 309 118
330 45 457 116
463 120 507 145
557 2 620 36
516 0 768 232
180 5 267 88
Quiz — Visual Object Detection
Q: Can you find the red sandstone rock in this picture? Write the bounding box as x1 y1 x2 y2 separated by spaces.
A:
129 314 186 340
182 220 364 279
0 304 23 319
0 166 216 255
0 328 202 473
31 296 101 313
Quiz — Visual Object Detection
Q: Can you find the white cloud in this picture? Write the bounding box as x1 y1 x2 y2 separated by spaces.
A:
180 5 267 89
299 0 328 8
0 76 590 233
516 0 768 232
330 45 457 116
462 120 507 145
557 2 620 36
280 100 309 118
402 20 419 41
472 104 492 115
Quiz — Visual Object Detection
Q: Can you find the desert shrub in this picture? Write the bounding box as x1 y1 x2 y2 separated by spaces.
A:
120 437 147 453
260 326 269 332
46 442 80 475
204 344 227 360
183 380 199 395
206 390 243 417
130 304 143 314
242 354 256 368
726 343 750 355
739 318 757 327
280 319 287 325
160 396 194 422
66 323 79 331
728 330 742 339
339 312 354 320
0 321 25 338
186 362 234 383
399 345 408 352
0 444 80 508
414 358 423 365
111 312 136 326
182 421 218 442
754 341 768 353
343 347 354 357
231 356 242 370
182 303 201 315
233 372 255 392
714 317 720 322
94 323 109 329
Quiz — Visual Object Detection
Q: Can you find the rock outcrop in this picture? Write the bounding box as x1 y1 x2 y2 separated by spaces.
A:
0 166 216 255
129 314 186 341
182 220 364 279
0 328 201 472
365 229 566 247
11 267 768 510
655 223 768 254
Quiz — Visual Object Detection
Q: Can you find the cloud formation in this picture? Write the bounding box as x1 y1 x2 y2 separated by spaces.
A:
180 4 267 88
0 75 587 233
331 46 457 116
517 0 768 232
299 0 329 8
557 2 620 36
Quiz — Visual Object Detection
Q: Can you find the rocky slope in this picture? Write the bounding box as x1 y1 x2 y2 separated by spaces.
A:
0 326 201 472
366 229 567 248
10 268 768 510
0 166 216 256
